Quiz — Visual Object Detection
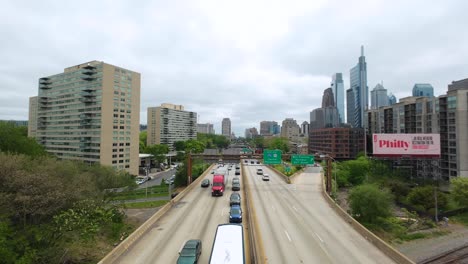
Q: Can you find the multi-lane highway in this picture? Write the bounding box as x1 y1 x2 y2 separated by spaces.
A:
114 164 243 263
244 163 395 263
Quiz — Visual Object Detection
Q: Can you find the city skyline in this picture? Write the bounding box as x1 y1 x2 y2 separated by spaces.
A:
2 1 468 136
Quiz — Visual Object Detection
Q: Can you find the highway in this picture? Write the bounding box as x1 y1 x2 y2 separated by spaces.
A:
114 164 243 263
244 163 396 264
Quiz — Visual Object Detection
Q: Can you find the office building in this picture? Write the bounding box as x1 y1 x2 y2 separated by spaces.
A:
147 103 197 150
310 88 340 130
301 121 309 136
197 123 215 134
309 127 364 160
33 61 140 175
331 73 345 123
245 127 258 139
260 121 279 136
370 83 389 109
222 118 231 138
388 93 397 105
348 46 368 128
412 83 434 97
281 118 300 142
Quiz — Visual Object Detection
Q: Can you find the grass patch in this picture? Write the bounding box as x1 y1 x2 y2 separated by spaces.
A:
273 164 301 176
451 212 468 226
109 185 169 201
123 200 169 209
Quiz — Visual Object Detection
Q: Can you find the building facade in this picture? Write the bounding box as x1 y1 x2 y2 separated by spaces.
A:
412 83 434 97
222 118 231 138
309 127 364 160
280 118 300 142
370 83 389 109
331 73 345 123
245 127 258 139
301 121 309 136
197 123 215 134
349 46 368 128
147 104 197 150
259 121 279 136
33 61 140 174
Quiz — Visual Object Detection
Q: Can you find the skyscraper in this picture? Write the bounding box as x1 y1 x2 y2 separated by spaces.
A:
331 73 345 123
197 123 214 134
281 118 300 142
370 83 389 109
412 83 434 97
349 46 368 128
260 121 278 136
28 96 38 138
222 118 231 138
346 88 354 126
33 61 140 175
388 93 397 105
147 104 197 150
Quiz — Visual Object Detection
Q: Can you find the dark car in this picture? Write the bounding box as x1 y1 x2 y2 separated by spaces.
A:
230 193 241 206
229 205 242 223
201 179 210 188
232 182 240 191
177 239 202 264
250 160 255 164
235 169 240 175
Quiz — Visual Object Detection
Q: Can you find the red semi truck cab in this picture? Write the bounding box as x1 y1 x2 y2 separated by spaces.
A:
211 175 225 196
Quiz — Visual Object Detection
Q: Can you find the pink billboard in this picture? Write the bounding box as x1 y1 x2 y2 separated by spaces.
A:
373 134 440 157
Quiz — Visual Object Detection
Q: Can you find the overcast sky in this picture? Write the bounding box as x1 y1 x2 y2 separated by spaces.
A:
1 0 467 136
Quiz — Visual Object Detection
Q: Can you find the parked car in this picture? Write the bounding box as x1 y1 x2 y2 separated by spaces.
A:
177 239 202 264
262 174 270 181
232 182 240 191
230 193 241 206
201 179 210 188
229 205 242 223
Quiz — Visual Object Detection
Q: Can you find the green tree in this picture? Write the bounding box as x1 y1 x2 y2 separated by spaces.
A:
343 157 369 185
139 131 147 152
451 178 468 207
145 144 169 164
174 141 186 151
253 136 265 148
407 186 448 213
349 184 393 224
185 139 205 153
266 137 289 153
0 121 47 157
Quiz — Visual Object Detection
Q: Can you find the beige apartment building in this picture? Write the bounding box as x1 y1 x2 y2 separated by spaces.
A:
28 96 38 137
147 104 197 150
32 61 140 175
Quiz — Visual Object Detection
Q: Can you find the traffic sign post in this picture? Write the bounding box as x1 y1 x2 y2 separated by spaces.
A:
291 155 315 165
263 149 282 164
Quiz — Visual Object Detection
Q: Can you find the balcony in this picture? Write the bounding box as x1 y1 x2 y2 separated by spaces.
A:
82 69 97 75
39 83 51 89
39 78 51 84
82 86 96 92
81 76 96 81
79 98 97 103
80 91 96 97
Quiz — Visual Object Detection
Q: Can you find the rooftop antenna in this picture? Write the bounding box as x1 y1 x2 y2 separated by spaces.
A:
361 45 364 56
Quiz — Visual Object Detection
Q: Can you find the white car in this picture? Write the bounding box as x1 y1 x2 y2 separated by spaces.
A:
262 174 270 181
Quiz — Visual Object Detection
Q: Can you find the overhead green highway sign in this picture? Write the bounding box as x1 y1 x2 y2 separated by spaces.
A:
291 155 314 165
263 149 282 164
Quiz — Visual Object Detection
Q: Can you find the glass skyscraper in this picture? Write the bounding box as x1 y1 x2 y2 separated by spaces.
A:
412 83 434 97
349 46 368 128
331 73 345 123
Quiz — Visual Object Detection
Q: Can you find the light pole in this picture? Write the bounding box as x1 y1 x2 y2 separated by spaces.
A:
320 154 338 195
145 167 149 200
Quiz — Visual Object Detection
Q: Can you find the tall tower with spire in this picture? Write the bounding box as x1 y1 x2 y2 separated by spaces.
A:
348 45 368 128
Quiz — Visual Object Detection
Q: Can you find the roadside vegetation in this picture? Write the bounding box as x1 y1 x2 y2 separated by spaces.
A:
324 153 468 244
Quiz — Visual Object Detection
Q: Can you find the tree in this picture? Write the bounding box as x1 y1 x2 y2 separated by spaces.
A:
349 184 393 224
185 139 205 154
253 136 265 148
343 157 369 185
407 186 448 213
265 137 289 153
139 131 147 152
174 141 186 151
451 178 468 207
0 121 47 157
145 144 169 165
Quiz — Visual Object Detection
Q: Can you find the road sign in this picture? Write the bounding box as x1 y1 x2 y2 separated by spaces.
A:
291 155 314 165
242 147 252 153
263 149 282 164
285 166 291 173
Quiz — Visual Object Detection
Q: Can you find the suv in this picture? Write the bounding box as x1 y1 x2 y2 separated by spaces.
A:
177 239 202 264
256 169 263 175
230 193 241 206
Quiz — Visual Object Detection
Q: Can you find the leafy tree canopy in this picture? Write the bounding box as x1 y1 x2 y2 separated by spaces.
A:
407 185 448 212
0 121 47 157
265 137 289 153
349 184 393 224
451 177 468 207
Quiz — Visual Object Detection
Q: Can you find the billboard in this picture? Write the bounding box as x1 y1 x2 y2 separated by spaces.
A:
373 134 440 158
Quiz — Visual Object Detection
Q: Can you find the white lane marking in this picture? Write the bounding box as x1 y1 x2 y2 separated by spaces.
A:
284 230 292 242
292 206 298 212
315 232 324 243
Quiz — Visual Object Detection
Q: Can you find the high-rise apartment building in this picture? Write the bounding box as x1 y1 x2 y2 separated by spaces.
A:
197 123 214 134
281 118 300 142
301 121 309 135
331 73 345 123
147 104 197 150
348 46 368 128
28 96 38 137
370 83 389 109
412 83 434 97
222 118 231 138
33 61 140 175
245 127 258 139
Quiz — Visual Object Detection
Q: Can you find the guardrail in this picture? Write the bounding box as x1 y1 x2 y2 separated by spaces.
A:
98 164 216 264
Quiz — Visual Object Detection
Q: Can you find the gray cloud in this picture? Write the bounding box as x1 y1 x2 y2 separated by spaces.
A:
1 0 467 136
